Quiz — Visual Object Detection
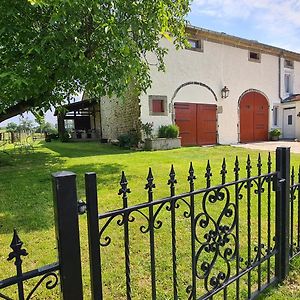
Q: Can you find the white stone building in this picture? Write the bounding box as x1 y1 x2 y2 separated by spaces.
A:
59 25 300 145
139 25 300 146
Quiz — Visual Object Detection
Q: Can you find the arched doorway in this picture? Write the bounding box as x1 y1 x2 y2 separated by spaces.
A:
172 81 217 146
239 91 269 143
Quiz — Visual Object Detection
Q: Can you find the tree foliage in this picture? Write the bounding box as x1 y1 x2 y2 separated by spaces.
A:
6 122 18 132
35 120 57 134
17 117 35 132
0 0 190 122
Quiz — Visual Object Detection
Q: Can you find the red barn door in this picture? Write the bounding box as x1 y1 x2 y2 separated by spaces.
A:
240 92 269 143
175 102 217 146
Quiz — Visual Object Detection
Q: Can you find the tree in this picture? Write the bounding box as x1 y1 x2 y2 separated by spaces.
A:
0 0 190 122
17 117 35 133
6 122 18 133
35 121 57 134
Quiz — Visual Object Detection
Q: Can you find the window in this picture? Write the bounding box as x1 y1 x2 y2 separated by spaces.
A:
248 51 261 62
64 119 75 130
284 59 294 69
288 115 293 125
149 96 168 116
186 39 203 52
273 106 278 126
152 99 164 113
284 73 293 95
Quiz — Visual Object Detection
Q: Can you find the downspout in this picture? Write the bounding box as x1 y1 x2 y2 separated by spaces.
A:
277 54 283 137
279 53 283 101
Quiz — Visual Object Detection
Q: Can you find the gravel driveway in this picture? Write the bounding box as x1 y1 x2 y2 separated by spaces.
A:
232 141 300 153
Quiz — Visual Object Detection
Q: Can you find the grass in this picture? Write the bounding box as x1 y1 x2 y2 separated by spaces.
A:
1 141 300 299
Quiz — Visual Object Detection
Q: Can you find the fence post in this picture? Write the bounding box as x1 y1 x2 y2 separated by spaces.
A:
85 172 103 300
52 171 83 300
275 147 290 281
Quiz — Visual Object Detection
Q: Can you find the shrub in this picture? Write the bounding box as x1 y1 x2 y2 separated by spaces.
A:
269 128 281 137
60 132 70 143
118 130 139 148
158 124 179 138
45 134 52 142
49 133 59 140
158 125 168 138
165 125 179 138
141 122 154 139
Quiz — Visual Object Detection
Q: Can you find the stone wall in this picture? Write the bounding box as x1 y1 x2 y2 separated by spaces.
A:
100 88 141 140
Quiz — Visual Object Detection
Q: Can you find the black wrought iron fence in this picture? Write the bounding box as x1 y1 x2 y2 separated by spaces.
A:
0 147 298 300
290 166 300 260
84 152 281 300
0 171 83 300
0 229 59 300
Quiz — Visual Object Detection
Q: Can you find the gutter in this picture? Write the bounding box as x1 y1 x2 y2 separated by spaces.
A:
186 25 300 61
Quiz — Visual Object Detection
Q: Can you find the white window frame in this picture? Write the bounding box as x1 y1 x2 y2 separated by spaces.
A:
284 72 293 96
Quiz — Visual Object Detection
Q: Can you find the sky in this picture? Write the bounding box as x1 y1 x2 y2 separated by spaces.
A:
188 0 300 52
2 0 300 127
0 110 58 127
0 94 82 127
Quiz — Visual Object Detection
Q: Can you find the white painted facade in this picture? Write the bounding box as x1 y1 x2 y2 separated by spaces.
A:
138 27 300 144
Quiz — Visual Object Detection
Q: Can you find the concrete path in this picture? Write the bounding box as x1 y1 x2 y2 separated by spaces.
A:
232 141 300 153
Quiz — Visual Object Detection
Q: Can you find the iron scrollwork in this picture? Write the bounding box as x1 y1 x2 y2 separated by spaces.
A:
194 187 237 293
26 272 59 300
99 214 125 247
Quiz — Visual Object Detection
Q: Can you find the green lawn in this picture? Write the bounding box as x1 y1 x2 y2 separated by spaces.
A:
1 141 300 299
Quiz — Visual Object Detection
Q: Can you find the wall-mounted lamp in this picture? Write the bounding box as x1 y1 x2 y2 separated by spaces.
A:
221 86 230 99
297 112 300 117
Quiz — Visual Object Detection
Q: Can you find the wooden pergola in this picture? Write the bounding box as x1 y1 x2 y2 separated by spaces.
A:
54 99 101 139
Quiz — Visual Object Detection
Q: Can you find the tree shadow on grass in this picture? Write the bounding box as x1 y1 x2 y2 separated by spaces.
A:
0 150 124 234
43 141 134 158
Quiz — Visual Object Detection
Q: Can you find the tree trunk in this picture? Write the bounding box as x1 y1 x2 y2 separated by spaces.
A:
57 113 66 137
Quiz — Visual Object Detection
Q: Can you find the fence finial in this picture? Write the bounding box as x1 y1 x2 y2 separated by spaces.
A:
119 171 131 208
205 160 212 188
220 158 227 184
168 165 177 198
234 156 240 178
246 154 252 176
119 171 131 195
257 153 262 175
188 162 196 183
168 164 177 186
145 167 156 192
7 229 28 262
267 152 272 171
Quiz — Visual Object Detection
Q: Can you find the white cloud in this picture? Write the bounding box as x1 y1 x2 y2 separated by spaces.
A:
192 0 269 18
191 0 300 51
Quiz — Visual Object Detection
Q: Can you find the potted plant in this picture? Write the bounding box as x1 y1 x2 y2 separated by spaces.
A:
269 129 281 141
143 124 181 150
